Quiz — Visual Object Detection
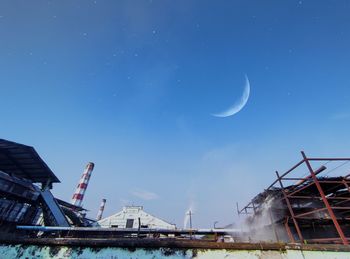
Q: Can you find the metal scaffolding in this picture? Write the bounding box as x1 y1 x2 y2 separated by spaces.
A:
239 151 350 245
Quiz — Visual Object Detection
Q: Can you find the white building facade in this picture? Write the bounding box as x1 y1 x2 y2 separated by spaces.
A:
97 206 176 230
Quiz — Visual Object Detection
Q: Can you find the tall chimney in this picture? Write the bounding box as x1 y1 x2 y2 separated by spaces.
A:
96 198 107 221
71 162 94 207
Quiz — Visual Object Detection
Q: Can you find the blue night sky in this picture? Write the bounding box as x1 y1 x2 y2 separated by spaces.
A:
1 0 350 227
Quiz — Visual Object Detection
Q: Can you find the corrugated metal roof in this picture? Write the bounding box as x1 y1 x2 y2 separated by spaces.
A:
0 139 60 184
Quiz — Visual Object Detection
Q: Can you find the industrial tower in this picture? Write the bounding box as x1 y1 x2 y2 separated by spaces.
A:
71 162 94 207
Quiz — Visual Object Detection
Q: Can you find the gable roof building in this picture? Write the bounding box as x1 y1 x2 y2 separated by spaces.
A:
97 206 176 230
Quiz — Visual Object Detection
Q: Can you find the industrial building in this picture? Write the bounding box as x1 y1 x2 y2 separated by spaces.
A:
2 138 350 259
97 206 176 230
0 139 201 239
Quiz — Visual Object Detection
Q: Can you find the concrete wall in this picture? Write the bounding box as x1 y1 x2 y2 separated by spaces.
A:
0 244 349 259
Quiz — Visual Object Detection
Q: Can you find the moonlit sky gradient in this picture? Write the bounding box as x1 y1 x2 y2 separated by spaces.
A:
1 1 350 227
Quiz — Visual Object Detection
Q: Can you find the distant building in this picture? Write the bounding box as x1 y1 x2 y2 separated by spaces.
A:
97 206 176 229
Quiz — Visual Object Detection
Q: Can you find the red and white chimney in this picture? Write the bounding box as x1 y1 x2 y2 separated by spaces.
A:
71 162 94 207
96 198 107 221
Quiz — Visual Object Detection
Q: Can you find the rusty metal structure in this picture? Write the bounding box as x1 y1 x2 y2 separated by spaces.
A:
0 139 70 229
0 139 98 236
239 151 350 245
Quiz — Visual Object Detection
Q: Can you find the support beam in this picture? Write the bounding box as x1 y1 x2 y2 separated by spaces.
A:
284 217 295 243
276 171 304 243
301 151 349 245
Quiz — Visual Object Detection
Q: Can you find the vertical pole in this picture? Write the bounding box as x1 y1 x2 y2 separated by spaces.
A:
276 171 304 243
284 217 295 243
301 151 348 245
189 210 192 229
269 208 279 242
187 210 193 239
138 217 141 238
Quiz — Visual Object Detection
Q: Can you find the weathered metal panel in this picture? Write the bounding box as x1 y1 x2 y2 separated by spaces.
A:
39 188 70 227
1 245 350 258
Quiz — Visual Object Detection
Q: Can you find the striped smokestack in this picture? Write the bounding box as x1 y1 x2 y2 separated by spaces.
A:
71 162 94 207
96 198 107 221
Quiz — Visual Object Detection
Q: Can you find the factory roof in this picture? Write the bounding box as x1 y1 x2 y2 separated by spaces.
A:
98 206 176 229
0 139 60 185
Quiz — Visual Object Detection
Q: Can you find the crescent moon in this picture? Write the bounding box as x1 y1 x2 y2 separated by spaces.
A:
211 75 250 118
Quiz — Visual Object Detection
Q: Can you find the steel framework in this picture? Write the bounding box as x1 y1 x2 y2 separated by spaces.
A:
238 151 350 245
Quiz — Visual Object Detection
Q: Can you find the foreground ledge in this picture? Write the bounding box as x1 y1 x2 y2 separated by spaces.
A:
0 237 350 252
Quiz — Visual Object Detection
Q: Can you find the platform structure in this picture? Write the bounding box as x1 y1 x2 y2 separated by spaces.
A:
0 139 70 228
2 236 350 258
239 151 350 245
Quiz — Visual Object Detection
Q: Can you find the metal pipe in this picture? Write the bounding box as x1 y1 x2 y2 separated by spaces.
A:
267 160 305 189
295 165 326 185
16 226 241 235
307 158 350 161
